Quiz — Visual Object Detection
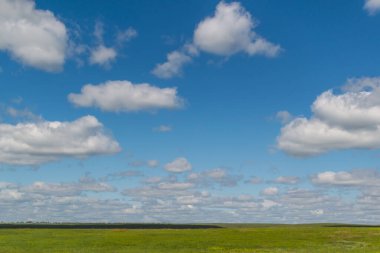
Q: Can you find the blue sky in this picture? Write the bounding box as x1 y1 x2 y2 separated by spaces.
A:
1 0 380 223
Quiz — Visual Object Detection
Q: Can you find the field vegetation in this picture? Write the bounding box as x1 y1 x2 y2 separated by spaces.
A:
0 224 379 252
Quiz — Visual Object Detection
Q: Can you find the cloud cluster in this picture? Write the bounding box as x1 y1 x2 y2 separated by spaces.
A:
68 80 184 112
273 176 299 184
164 157 192 173
88 22 137 67
153 1 280 79
261 187 279 196
0 115 120 165
0 169 380 223
188 168 242 187
0 0 67 71
312 169 380 187
278 78 380 156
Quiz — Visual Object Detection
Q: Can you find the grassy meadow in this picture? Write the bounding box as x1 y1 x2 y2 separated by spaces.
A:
0 224 379 252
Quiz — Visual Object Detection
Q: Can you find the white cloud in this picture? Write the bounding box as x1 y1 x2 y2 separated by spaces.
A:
188 168 242 187
89 22 137 68
275 111 293 124
261 187 279 196
277 77 380 156
153 1 280 79
100 170 143 182
247 176 262 184
68 80 184 112
116 27 138 45
158 182 194 190
274 176 299 184
89 45 116 66
312 169 380 187
147 160 159 168
127 159 159 169
0 115 120 165
0 0 67 71
6 107 41 121
152 50 192 79
193 1 280 57
164 157 192 173
364 0 380 15
261 199 280 209
153 125 172 132
310 209 324 216
26 180 115 196
207 168 227 179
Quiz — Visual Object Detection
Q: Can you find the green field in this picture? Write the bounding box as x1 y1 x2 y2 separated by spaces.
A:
0 224 380 253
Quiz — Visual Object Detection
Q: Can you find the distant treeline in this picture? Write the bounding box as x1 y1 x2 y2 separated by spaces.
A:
0 223 222 229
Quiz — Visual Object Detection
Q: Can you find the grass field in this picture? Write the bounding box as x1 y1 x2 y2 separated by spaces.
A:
0 224 379 252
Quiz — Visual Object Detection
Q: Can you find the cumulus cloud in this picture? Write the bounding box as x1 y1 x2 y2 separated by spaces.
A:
158 182 194 190
312 169 380 187
188 168 242 187
246 176 262 184
273 176 299 184
164 157 192 173
26 180 116 196
89 22 137 67
0 115 120 165
116 27 138 45
89 45 116 66
2 174 380 223
68 80 184 112
310 209 324 216
194 1 280 57
261 187 279 196
277 77 380 156
153 1 280 79
0 0 67 71
100 170 143 182
6 107 41 121
364 0 380 15
152 50 192 79
127 159 160 169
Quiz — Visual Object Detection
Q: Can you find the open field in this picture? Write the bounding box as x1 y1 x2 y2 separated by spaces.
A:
0 224 379 252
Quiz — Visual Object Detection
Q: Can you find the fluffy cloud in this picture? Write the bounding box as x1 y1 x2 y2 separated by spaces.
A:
89 22 137 67
261 187 279 196
188 168 242 187
68 80 184 112
0 0 67 71
194 2 280 57
277 78 380 156
116 27 138 45
273 176 299 184
158 182 194 190
364 0 380 15
312 169 380 187
164 157 192 173
0 115 120 165
153 1 280 79
152 50 192 79
89 45 116 66
2 173 380 223
26 180 115 196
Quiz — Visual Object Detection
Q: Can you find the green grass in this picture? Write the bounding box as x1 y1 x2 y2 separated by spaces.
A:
0 224 379 252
